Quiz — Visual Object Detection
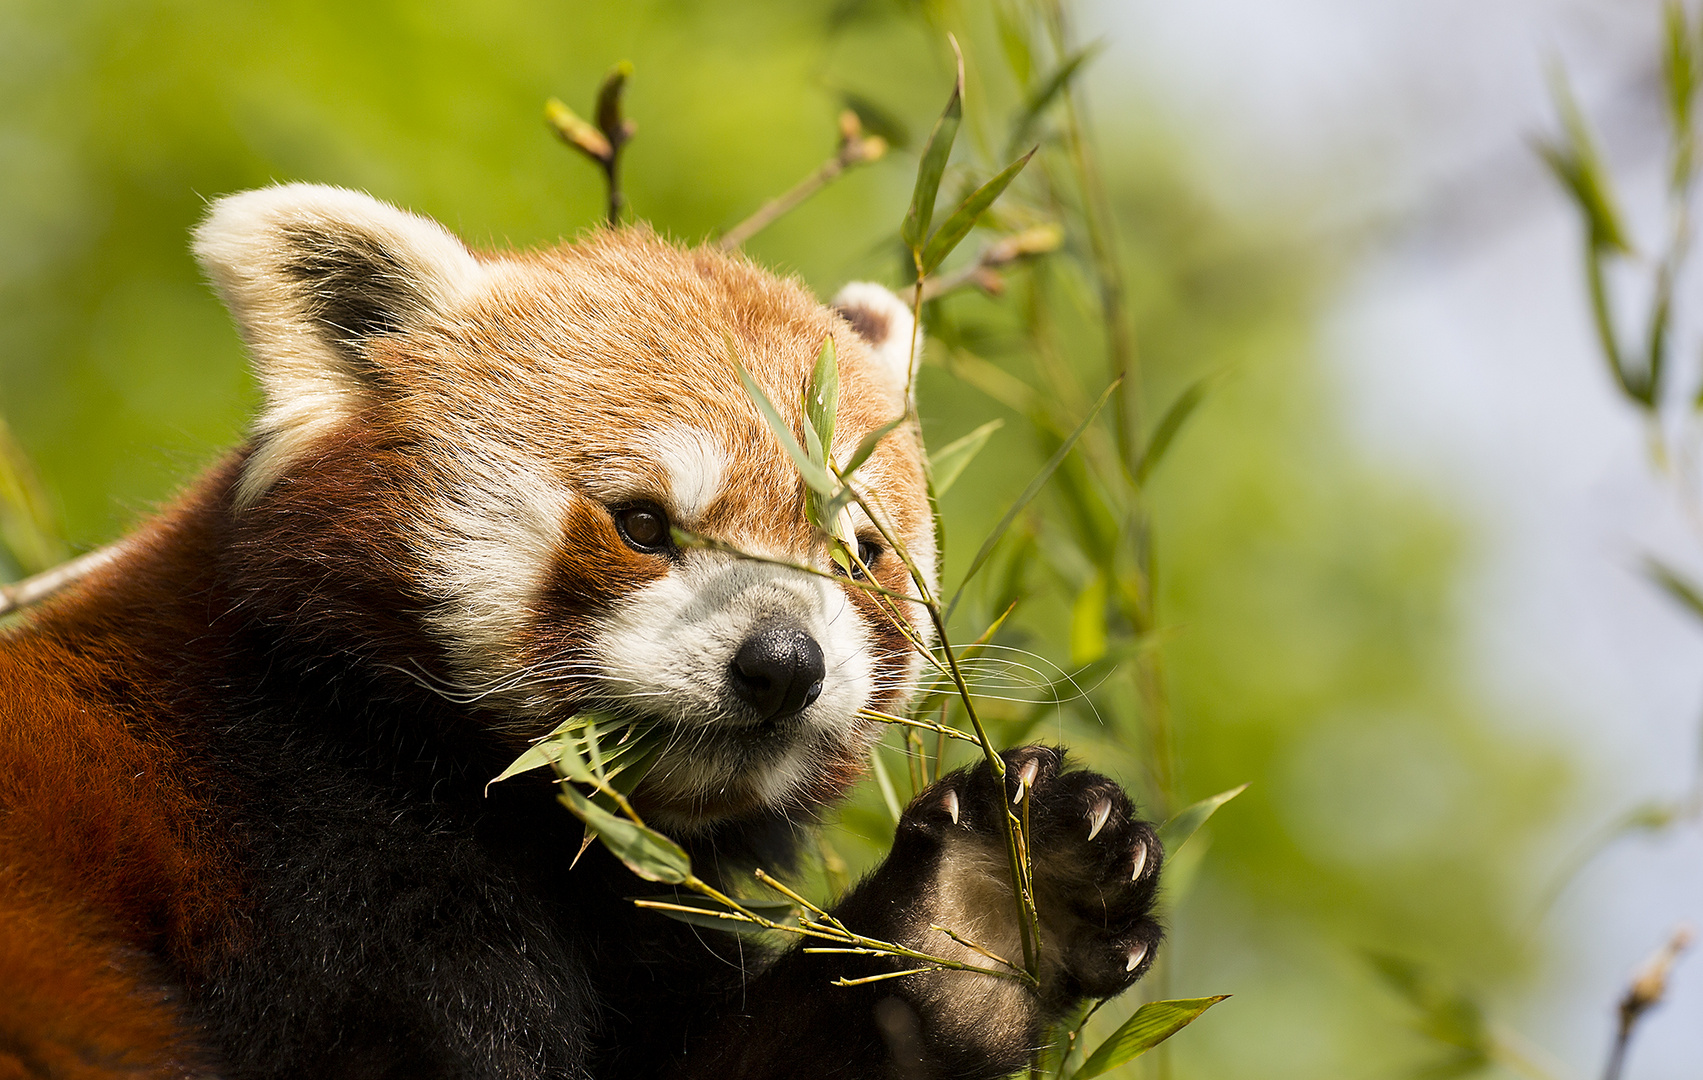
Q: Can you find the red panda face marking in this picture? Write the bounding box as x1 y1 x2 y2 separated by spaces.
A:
194 185 936 828
649 425 727 525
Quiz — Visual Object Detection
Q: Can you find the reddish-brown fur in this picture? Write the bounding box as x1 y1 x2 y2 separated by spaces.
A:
0 221 934 1075
0 470 249 1075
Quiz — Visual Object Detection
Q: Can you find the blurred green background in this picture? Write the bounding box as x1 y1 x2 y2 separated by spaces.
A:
0 1 1570 1076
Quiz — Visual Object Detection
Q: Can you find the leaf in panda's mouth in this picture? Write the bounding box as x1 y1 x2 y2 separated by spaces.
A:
489 711 682 877
488 711 665 793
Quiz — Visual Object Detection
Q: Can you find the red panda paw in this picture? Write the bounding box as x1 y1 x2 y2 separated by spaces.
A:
899 745 1164 1007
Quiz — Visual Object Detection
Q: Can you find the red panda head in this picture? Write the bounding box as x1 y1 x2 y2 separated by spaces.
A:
193 184 934 828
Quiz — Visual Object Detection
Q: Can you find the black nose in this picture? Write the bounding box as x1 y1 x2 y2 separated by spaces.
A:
729 623 826 721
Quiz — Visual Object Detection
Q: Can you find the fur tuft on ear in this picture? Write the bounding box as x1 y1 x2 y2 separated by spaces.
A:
831 282 921 397
193 184 486 507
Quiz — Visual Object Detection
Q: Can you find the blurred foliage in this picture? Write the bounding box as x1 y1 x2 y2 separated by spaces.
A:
0 0 1569 1077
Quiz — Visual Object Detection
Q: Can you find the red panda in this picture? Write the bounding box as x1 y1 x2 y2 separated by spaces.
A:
0 185 1162 1079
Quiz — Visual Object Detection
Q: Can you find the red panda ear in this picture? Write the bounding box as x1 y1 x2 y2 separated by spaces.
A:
831 282 920 399
193 184 485 506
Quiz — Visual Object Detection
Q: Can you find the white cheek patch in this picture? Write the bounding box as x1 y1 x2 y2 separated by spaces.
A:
414 455 574 709
562 426 728 527
650 426 727 524
591 552 876 816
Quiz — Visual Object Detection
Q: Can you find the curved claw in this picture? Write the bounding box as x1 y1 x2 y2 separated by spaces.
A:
1131 843 1149 882
1011 757 1040 804
1126 942 1149 972
1086 797 1113 841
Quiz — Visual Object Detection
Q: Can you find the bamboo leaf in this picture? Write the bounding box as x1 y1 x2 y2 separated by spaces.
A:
843 416 908 478
1157 783 1249 855
1072 996 1229 1078
1538 66 1632 254
491 714 665 797
488 738 566 788
1583 242 1641 404
1068 571 1108 667
929 419 1003 496
631 894 799 934
1663 1 1698 140
1135 374 1215 486
1363 953 1489 1054
0 415 67 577
491 713 605 789
1647 271 1674 406
558 783 691 883
1535 797 1687 914
920 147 1037 276
901 36 965 253
993 0 1033 86
869 746 903 822
1645 556 1703 624
1007 43 1101 157
950 380 1118 610
807 334 839 466
729 336 836 493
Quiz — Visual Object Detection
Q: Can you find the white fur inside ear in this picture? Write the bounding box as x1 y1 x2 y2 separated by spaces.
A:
832 282 921 396
193 184 487 507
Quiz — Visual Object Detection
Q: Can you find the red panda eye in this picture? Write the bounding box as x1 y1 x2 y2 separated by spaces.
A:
849 538 882 580
613 504 672 554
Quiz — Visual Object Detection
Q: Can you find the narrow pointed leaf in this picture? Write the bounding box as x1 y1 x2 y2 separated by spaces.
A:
1539 67 1632 253
920 147 1037 276
1135 374 1215 485
0 416 68 576
489 739 566 788
929 419 1004 496
950 380 1117 611
730 338 836 493
1007 43 1101 157
1158 783 1249 855
532 715 610 787
1069 571 1108 667
1363 953 1488 1052
1646 274 1674 406
869 747 903 823
601 729 667 795
1645 557 1703 623
901 37 965 252
1072 996 1229 1078
1664 0 1698 138
994 1 1033 86
808 335 840 464
844 416 908 477
558 783 690 883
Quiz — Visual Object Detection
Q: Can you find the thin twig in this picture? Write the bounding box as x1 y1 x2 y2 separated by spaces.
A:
1602 925 1693 1080
858 708 981 744
919 224 1063 302
546 63 636 225
719 111 887 250
1043 2 1139 464
0 541 126 618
